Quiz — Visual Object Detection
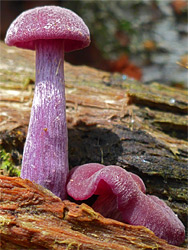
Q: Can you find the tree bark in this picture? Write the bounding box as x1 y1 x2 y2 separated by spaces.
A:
0 41 187 248
0 175 184 250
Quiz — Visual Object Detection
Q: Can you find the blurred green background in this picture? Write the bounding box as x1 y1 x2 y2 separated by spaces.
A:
1 0 187 87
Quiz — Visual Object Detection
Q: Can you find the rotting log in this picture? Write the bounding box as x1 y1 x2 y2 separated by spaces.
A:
0 175 184 250
0 41 188 248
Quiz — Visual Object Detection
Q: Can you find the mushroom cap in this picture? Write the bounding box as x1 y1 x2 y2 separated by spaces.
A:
5 6 90 52
67 163 185 246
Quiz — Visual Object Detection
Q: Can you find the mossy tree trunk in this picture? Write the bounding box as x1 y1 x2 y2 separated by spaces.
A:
0 42 187 248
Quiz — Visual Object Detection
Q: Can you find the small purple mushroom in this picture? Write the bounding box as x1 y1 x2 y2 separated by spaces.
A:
67 163 185 246
5 6 90 199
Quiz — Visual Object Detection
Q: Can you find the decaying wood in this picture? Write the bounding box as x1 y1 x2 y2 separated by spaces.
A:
0 175 184 250
0 41 187 248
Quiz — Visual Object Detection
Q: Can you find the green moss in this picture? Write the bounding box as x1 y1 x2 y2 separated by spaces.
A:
23 77 35 89
0 148 20 176
0 215 12 227
0 69 34 88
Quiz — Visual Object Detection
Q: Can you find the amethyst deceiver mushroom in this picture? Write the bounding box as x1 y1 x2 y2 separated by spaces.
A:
5 6 90 199
67 163 185 246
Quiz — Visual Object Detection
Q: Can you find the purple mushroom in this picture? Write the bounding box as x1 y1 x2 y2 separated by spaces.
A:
5 6 90 200
67 163 185 246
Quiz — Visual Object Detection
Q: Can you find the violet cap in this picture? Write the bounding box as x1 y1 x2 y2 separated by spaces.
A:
5 5 90 52
67 163 185 246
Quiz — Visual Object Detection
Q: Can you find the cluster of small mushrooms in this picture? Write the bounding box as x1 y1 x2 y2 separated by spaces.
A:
5 6 185 246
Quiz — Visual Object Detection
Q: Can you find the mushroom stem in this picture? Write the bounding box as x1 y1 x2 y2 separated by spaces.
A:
21 39 68 200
